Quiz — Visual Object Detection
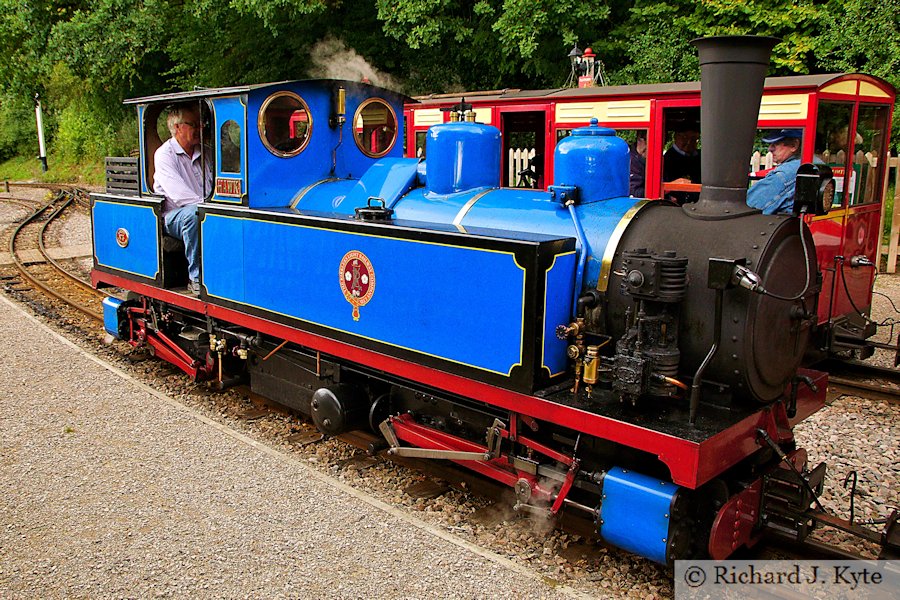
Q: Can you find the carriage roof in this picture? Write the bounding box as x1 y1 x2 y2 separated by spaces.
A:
412 73 895 106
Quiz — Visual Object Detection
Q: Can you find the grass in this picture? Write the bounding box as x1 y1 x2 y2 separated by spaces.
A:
0 153 104 186
885 182 896 246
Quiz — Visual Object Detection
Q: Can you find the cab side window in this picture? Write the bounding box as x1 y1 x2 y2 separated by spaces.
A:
220 120 241 174
259 92 312 157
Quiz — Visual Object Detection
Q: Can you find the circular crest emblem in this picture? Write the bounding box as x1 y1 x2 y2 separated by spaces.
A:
339 250 375 321
856 223 866 247
115 227 129 248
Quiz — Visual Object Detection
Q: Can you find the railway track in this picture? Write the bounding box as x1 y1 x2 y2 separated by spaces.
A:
2 189 105 323
822 358 900 404
2 180 94 193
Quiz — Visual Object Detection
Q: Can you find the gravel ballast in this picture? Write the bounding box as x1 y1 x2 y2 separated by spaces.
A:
2 189 898 597
0 295 581 599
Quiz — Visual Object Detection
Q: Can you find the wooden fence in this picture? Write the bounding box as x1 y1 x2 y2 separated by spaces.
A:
879 153 900 273
508 147 536 187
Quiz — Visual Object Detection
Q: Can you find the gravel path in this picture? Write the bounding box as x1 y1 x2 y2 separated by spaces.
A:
0 295 583 599
1 188 897 598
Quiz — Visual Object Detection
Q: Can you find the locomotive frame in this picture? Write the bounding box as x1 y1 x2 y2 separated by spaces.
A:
92 38 900 565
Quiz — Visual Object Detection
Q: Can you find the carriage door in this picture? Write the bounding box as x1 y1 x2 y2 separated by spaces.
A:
815 98 890 319
653 99 702 201
839 103 890 318
499 106 549 189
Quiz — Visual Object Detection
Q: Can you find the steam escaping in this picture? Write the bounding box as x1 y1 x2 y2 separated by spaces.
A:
309 37 403 92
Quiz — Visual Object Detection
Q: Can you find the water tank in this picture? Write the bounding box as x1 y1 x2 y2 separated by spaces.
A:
426 122 501 195
554 118 629 203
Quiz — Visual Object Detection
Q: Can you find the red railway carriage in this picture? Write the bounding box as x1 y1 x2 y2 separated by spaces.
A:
405 74 896 358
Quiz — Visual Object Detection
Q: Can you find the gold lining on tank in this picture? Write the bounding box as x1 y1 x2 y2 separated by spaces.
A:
597 200 650 292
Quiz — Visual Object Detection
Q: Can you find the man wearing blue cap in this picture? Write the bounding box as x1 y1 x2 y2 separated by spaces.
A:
747 129 803 214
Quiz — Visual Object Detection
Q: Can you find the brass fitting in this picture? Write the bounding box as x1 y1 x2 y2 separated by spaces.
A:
583 345 599 385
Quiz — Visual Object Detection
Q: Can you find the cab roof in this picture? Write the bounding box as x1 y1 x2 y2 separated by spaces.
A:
124 79 414 105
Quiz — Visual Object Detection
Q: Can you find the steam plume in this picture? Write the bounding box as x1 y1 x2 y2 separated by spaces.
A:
309 37 402 92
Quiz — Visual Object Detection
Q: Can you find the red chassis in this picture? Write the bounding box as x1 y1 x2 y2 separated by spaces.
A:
95 271 827 491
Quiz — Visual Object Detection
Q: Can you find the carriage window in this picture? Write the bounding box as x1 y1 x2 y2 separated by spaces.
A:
354 99 397 158
555 129 573 144
611 129 648 198
815 103 854 206
415 131 427 158
220 120 241 174
258 92 311 157
851 105 889 206
750 129 805 175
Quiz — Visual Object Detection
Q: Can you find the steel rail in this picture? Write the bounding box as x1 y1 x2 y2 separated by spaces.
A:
822 358 900 405
9 191 103 322
37 194 106 299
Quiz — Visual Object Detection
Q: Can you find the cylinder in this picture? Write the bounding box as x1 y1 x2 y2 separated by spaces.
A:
690 36 779 217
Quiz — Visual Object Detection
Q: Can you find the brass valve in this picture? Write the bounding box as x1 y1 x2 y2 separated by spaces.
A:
556 321 583 340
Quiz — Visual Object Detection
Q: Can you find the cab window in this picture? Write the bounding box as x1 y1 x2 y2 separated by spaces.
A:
259 92 311 157
354 98 397 158
220 120 241 174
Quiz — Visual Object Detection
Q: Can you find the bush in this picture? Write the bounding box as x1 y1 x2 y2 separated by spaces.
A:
0 96 39 162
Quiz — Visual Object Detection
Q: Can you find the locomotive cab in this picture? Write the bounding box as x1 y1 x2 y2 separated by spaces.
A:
93 80 411 294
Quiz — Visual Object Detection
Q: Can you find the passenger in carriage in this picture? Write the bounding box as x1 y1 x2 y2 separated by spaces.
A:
663 122 701 204
153 104 213 295
746 129 802 215
629 134 647 197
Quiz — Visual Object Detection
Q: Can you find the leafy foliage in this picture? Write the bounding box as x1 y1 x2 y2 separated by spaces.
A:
0 0 897 171
816 0 900 143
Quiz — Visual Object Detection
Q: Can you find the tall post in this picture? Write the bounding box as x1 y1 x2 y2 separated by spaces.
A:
34 93 48 172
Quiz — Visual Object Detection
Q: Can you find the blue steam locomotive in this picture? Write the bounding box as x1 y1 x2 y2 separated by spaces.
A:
91 37 899 564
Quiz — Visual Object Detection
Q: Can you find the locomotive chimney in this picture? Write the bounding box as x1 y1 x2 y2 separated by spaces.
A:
688 35 779 219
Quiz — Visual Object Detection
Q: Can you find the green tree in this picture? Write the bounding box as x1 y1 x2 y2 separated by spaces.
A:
375 0 616 91
1 0 899 165
817 0 900 148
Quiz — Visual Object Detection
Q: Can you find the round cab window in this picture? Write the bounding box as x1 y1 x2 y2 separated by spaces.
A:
353 99 397 158
258 92 311 157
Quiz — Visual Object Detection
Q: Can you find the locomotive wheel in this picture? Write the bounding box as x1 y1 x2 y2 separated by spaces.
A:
368 393 390 433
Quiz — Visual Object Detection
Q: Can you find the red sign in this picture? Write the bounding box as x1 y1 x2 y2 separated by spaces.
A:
339 250 376 321
216 178 242 197
578 76 595 88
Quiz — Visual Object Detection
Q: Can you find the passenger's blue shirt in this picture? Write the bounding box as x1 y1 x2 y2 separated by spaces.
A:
746 156 801 215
